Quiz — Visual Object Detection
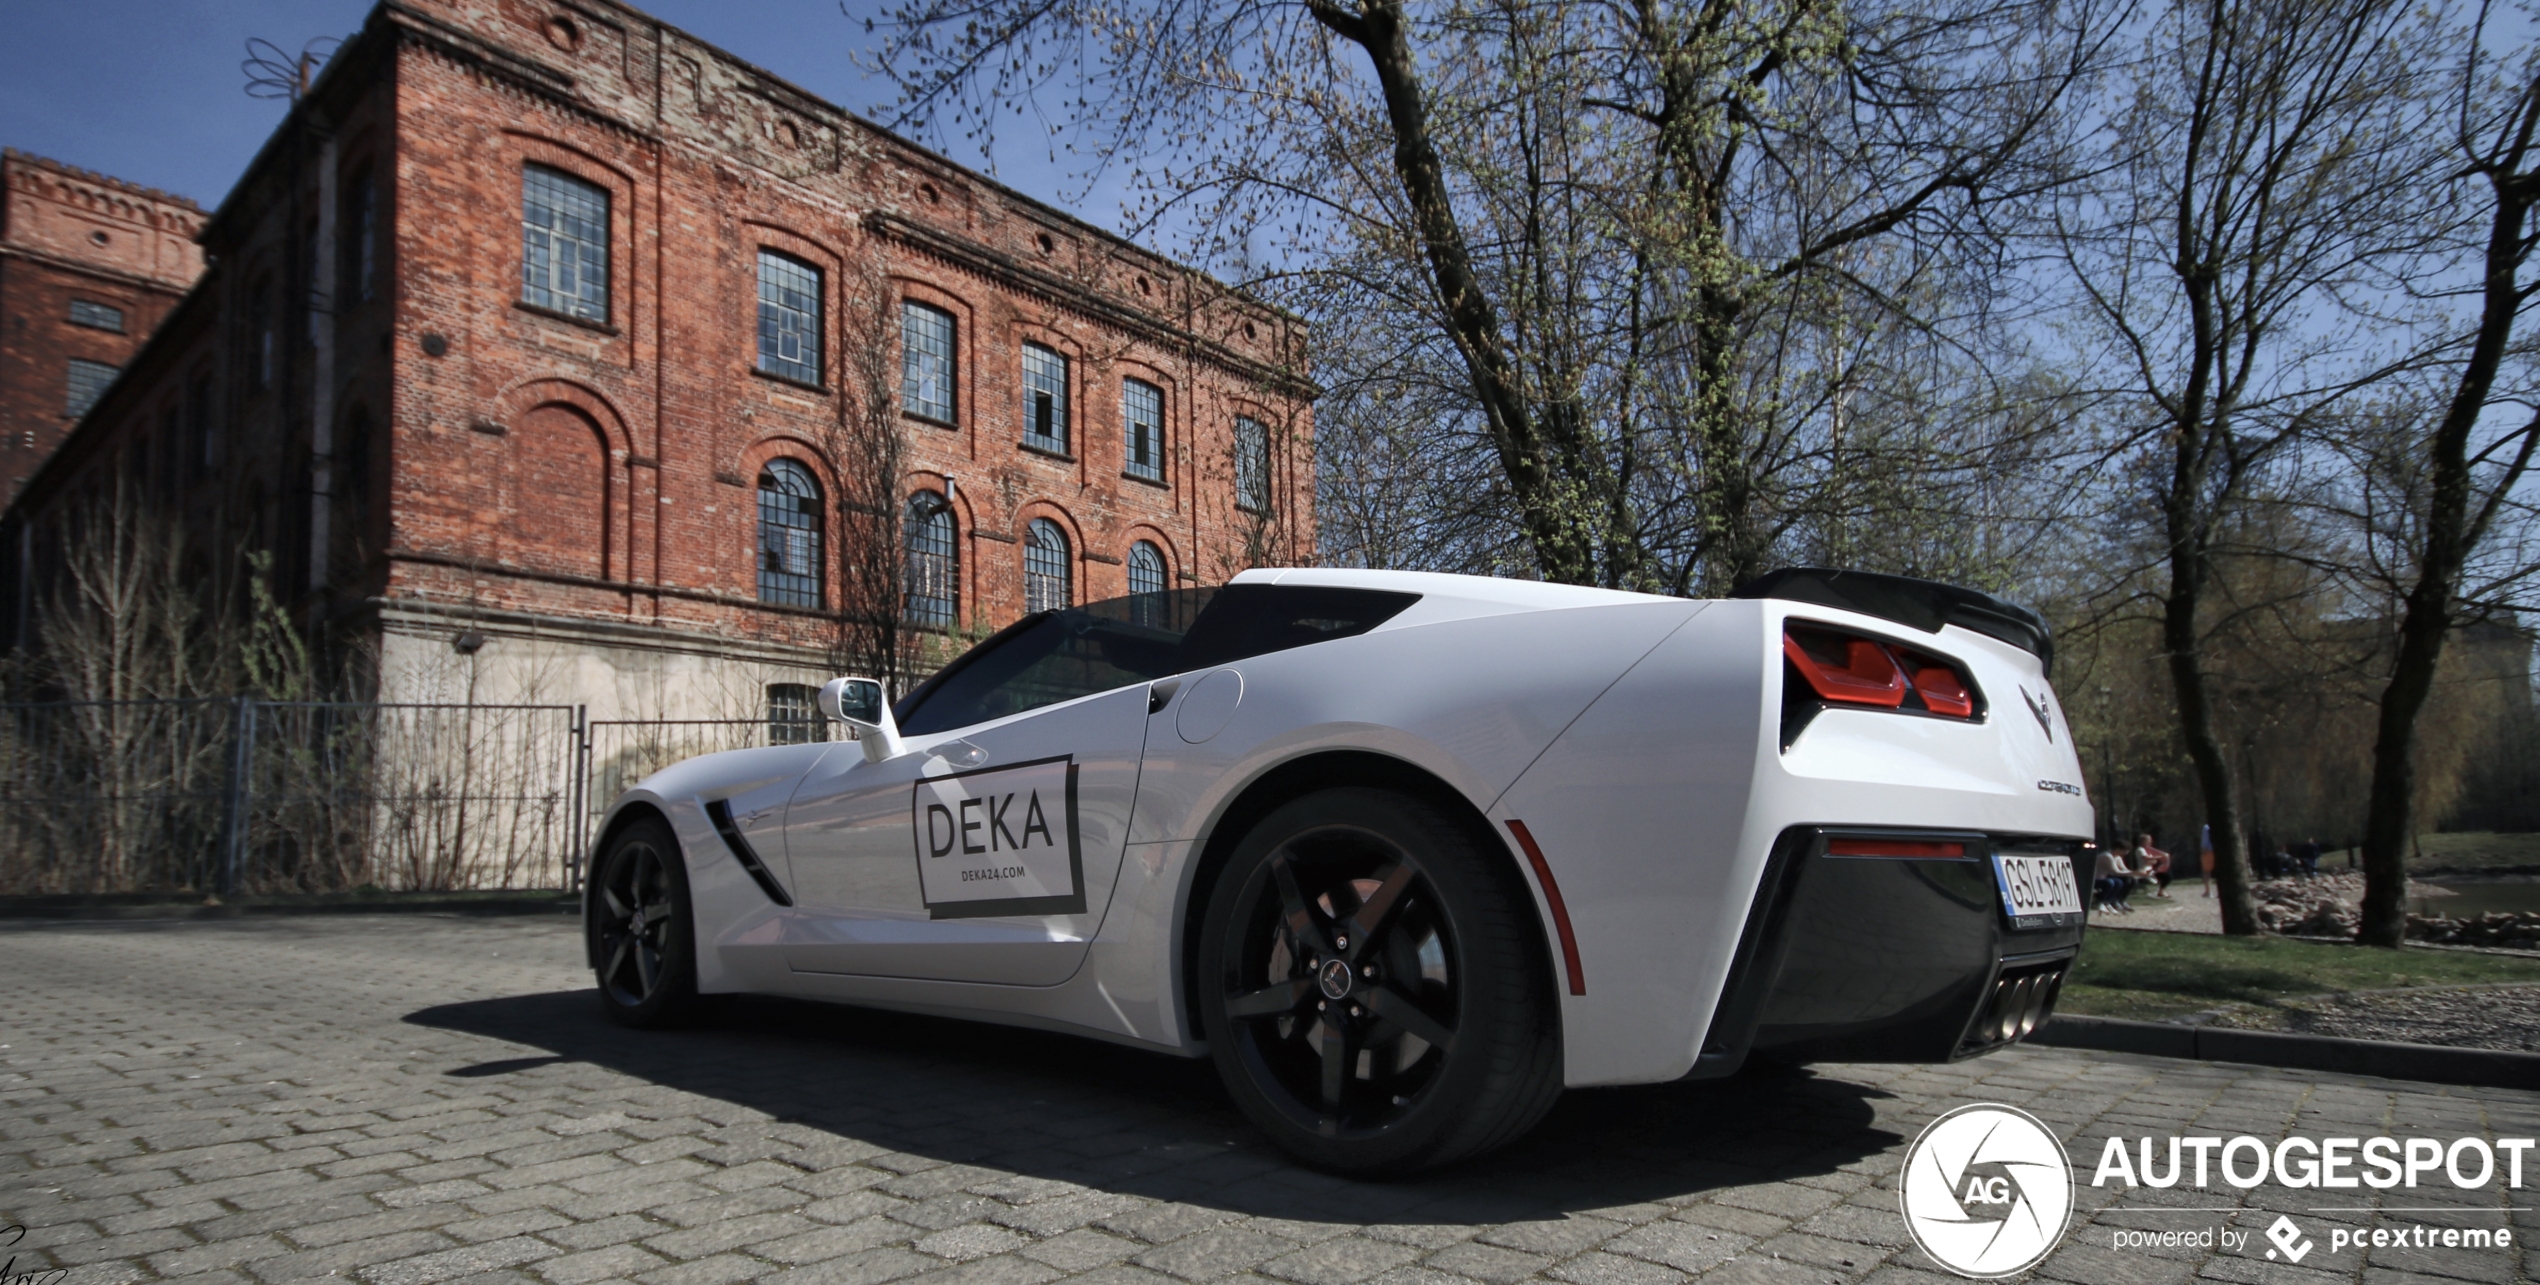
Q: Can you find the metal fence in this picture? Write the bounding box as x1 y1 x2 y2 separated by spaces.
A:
581 717 829 853
0 699 586 895
0 700 843 897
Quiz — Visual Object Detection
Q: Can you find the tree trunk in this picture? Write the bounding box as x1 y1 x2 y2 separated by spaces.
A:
1314 0 1597 585
2162 549 2261 934
2356 100 2540 945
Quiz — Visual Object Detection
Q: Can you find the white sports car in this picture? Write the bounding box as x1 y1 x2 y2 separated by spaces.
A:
584 567 2094 1172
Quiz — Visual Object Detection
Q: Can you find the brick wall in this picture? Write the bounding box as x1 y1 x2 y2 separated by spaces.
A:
0 151 205 502
3 0 1314 720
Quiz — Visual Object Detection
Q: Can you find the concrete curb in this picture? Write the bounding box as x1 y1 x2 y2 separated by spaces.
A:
0 893 578 921
2030 1015 2540 1090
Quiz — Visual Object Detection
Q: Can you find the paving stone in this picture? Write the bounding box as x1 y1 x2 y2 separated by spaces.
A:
1131 1227 1298 1281
1022 1230 1142 1272
522 1241 667 1284
7 917 2537 1285
1418 1240 1551 1284
1258 1236 1425 1285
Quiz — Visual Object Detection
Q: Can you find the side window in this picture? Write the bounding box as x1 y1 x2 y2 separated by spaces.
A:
756 251 822 385
1022 342 1068 454
904 490 959 627
767 683 825 745
65 359 117 419
757 460 822 607
1123 378 1163 481
902 302 956 422
521 164 609 322
1025 517 1071 612
1234 415 1270 512
895 584 1420 736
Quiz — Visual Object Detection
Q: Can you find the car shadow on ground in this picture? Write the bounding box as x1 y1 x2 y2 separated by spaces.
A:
406 989 1897 1223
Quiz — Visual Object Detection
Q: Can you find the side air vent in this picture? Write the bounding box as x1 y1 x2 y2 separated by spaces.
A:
703 799 793 906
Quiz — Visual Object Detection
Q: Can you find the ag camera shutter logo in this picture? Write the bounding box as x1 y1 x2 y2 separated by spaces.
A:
1901 1104 2075 1278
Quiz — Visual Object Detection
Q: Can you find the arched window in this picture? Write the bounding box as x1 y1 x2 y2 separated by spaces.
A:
1025 518 1071 612
905 490 958 627
1127 540 1166 597
757 459 821 607
1127 540 1168 627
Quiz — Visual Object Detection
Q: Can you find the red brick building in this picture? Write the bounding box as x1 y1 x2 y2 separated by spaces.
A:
3 0 1314 721
0 151 206 503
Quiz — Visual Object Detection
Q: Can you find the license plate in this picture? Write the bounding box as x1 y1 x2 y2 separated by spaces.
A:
1994 852 2084 928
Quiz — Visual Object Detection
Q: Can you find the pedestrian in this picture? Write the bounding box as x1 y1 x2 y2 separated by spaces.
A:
2299 836 2322 878
2094 843 2135 914
2199 824 2216 897
2135 834 2173 898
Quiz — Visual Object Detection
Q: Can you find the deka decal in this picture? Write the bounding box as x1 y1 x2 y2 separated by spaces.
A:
908 755 1087 918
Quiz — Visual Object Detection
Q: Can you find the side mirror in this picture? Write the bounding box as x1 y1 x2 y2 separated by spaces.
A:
819 676 903 763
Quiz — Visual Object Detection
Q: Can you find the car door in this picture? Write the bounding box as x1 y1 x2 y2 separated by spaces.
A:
775 608 1173 986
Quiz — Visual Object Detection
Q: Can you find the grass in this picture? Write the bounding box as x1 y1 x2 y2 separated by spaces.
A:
2057 927 2540 1022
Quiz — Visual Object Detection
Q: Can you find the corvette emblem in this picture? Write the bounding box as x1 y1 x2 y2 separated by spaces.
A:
2020 687 2054 742
1318 958 1355 1000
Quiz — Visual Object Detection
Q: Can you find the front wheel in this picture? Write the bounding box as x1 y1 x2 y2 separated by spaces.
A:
1197 788 1563 1173
589 816 708 1027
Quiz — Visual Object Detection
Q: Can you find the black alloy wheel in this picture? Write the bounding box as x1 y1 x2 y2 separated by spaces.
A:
590 816 706 1027
1199 788 1562 1173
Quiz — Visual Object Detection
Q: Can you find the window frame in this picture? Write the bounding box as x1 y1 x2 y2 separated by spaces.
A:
755 458 824 608
904 489 961 629
755 250 824 388
519 163 612 325
1021 342 1070 456
65 358 117 420
1234 414 1272 513
767 683 826 745
1024 517 1073 613
67 299 125 333
900 301 957 425
1122 378 1165 483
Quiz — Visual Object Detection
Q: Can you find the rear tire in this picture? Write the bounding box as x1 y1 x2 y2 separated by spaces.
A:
589 816 708 1028
1197 788 1563 1173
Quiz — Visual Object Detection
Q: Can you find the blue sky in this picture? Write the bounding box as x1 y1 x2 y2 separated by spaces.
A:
0 0 1102 226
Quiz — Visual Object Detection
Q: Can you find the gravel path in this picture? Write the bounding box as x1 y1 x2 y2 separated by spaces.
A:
2198 983 2540 1052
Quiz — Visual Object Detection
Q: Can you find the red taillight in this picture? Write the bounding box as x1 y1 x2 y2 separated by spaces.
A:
1827 837 1968 858
1784 628 1906 707
1784 623 1980 720
1905 659 1975 718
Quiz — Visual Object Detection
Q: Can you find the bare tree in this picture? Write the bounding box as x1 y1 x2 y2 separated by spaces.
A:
2350 7 2540 946
825 251 917 694
2047 0 2452 933
864 0 2110 592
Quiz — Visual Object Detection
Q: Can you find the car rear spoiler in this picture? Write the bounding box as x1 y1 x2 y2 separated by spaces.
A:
1730 567 2054 676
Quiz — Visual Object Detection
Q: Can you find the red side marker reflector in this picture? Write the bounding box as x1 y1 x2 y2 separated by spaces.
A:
1505 820 1586 996
1827 838 1968 859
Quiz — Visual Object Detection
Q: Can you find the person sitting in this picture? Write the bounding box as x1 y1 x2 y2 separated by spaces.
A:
2135 837 2172 898
2092 844 2135 914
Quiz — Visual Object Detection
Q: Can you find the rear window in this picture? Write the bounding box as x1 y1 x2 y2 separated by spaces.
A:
896 584 1419 736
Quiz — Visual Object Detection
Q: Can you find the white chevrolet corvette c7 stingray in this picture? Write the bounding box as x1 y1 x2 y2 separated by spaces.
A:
583 566 2094 1172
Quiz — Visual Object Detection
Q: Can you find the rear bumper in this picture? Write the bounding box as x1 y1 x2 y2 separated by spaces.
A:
1686 826 2086 1077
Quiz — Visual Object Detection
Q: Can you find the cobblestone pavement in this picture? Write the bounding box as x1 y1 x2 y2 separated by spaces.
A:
3 916 2534 1285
